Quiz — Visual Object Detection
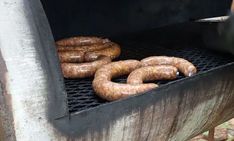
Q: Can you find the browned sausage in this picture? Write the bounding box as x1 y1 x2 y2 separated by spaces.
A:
141 56 197 77
93 60 158 101
127 65 178 85
57 40 121 63
57 36 121 78
61 56 111 78
56 36 110 46
84 42 121 62
57 43 110 52
58 51 85 63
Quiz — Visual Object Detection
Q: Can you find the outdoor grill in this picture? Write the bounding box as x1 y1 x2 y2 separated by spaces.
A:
0 0 234 141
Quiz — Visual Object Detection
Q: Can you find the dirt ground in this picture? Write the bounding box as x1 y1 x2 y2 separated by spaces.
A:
190 118 234 141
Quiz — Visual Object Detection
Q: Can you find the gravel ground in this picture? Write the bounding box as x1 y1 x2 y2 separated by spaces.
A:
190 119 234 141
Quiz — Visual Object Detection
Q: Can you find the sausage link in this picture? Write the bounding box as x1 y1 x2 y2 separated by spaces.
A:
61 56 111 78
84 42 121 62
127 65 178 85
57 43 117 63
141 56 197 76
57 43 110 52
93 81 157 101
56 36 110 46
93 60 158 101
57 36 121 78
58 51 85 63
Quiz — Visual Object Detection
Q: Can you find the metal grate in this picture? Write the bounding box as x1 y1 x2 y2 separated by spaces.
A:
64 27 234 113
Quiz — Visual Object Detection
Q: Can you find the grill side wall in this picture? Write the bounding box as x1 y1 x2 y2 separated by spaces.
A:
56 64 234 141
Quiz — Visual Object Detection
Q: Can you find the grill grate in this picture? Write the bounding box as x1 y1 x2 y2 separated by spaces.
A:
64 26 234 113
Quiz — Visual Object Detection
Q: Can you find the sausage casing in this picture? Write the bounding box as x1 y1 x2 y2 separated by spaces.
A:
127 65 178 84
57 39 121 63
57 36 121 78
61 56 111 78
93 60 158 101
57 43 110 52
56 36 110 46
141 56 197 76
84 42 121 62
58 51 85 63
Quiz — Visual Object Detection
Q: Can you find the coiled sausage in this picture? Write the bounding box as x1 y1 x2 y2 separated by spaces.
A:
61 56 111 78
84 43 121 62
56 36 110 46
57 43 110 52
56 37 121 78
57 42 120 63
141 56 197 77
127 65 178 84
58 51 85 63
93 60 158 101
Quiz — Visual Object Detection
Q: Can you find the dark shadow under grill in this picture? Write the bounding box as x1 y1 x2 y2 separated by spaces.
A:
64 22 234 113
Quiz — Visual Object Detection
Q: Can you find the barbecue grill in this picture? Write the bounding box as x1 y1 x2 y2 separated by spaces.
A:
0 0 234 141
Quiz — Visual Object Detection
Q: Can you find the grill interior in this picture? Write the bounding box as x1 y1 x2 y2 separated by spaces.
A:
64 22 234 114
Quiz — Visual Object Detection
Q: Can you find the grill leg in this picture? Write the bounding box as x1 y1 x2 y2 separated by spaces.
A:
208 128 215 141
